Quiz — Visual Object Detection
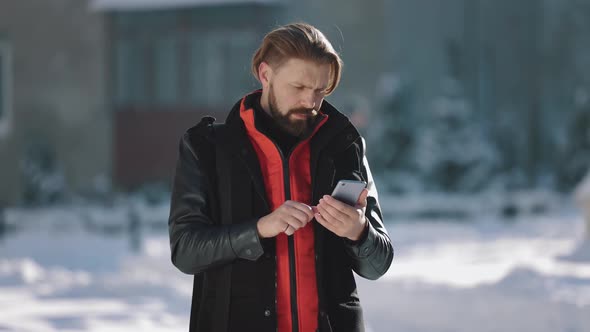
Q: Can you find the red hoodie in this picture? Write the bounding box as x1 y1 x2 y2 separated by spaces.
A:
240 93 328 332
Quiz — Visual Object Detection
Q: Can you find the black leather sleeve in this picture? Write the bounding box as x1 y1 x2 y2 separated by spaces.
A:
343 137 394 280
168 132 264 275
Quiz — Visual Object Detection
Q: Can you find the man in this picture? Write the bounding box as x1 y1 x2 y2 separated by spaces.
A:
169 23 393 332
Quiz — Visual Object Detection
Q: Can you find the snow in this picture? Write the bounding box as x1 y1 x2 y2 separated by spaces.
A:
575 171 590 205
1 194 590 331
562 240 590 262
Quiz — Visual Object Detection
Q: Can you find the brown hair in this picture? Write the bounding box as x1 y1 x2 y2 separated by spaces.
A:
251 23 343 95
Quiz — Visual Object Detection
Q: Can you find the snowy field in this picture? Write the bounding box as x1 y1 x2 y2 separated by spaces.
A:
1 193 589 332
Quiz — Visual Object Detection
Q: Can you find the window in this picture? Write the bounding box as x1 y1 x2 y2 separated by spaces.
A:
0 41 12 137
114 35 180 107
112 10 262 109
189 29 258 107
114 39 147 105
227 30 258 99
190 30 226 107
154 35 179 105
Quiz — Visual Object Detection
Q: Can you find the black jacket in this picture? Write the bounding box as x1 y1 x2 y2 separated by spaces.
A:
168 94 394 332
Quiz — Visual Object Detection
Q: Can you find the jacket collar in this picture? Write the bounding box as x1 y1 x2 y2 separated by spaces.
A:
223 90 359 148
214 91 361 210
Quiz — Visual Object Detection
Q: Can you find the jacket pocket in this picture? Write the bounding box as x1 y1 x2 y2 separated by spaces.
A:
228 296 275 332
327 300 364 332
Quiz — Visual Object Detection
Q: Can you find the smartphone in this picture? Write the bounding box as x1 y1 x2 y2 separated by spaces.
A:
330 180 367 206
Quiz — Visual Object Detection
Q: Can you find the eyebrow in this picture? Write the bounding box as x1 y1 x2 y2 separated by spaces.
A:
291 82 328 92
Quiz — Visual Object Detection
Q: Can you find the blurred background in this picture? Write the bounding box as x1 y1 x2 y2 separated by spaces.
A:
1 0 590 331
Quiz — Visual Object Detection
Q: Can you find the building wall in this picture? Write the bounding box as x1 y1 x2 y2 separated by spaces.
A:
1 0 587 203
0 0 108 204
286 0 388 119
106 5 284 189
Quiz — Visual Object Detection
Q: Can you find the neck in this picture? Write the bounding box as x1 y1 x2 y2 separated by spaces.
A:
259 89 272 116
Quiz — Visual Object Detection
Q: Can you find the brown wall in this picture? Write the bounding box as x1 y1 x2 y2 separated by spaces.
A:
114 108 225 189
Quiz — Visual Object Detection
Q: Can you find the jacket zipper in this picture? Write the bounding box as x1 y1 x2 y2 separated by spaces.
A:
258 116 321 332
279 126 324 332
258 128 300 332
277 145 299 332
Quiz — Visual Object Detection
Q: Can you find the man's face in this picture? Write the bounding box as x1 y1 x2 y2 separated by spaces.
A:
261 58 331 137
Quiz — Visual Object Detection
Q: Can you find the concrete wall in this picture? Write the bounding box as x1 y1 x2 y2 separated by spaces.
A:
0 0 109 204
285 0 388 120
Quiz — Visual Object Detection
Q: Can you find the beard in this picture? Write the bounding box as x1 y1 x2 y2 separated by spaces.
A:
268 84 317 137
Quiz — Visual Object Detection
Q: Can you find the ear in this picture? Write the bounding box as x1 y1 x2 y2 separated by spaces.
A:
258 61 272 88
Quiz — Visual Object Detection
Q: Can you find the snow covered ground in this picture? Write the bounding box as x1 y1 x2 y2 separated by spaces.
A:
1 193 589 332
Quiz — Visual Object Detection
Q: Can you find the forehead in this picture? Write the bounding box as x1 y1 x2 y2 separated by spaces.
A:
274 58 331 88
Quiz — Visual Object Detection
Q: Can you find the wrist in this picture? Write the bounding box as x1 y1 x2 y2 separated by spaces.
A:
256 217 267 239
348 218 368 242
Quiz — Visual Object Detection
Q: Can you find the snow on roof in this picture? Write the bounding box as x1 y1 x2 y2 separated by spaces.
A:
90 0 285 11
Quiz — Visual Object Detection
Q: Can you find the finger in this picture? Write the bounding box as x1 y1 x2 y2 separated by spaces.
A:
284 225 295 236
314 212 338 234
323 195 356 218
319 198 349 222
284 201 313 220
311 206 319 214
284 204 312 223
316 205 344 229
356 188 369 208
283 214 306 229
286 201 315 220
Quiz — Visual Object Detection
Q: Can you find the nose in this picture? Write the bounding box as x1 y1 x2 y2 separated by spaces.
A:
301 98 315 110
301 91 317 109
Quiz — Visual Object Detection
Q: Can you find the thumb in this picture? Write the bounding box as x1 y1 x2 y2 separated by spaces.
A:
356 188 369 208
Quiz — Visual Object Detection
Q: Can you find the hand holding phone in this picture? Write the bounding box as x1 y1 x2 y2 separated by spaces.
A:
315 179 369 241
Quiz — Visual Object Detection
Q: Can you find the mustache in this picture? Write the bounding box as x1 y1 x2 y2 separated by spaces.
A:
288 108 317 116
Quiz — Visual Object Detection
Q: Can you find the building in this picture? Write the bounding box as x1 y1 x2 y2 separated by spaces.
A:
1 0 588 204
0 0 289 204
94 0 285 188
0 0 108 205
